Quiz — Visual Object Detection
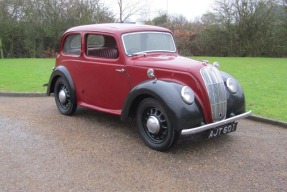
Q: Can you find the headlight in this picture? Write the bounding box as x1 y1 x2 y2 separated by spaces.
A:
181 86 194 105
226 78 237 94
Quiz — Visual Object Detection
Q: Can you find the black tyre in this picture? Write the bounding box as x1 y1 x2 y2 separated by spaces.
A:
137 98 178 151
54 77 77 116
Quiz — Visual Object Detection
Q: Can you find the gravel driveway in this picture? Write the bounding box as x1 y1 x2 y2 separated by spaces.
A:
0 96 286 191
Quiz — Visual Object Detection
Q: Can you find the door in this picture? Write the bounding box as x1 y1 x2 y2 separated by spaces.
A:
77 34 130 114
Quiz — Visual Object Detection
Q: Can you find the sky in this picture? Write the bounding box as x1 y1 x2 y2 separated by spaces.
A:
149 0 214 21
104 0 214 22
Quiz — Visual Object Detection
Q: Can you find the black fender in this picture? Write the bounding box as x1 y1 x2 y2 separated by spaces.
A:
47 66 76 102
121 80 204 132
221 71 246 117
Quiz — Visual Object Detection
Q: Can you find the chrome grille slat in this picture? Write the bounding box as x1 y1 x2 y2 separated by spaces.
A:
201 66 227 122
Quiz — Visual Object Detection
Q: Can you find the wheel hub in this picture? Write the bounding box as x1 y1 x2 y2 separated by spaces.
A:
59 90 67 103
146 116 160 134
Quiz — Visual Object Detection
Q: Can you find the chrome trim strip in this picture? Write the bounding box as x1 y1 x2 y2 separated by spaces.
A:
181 111 252 135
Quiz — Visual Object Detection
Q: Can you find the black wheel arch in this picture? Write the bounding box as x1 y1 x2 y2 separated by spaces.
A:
47 66 76 102
121 80 204 132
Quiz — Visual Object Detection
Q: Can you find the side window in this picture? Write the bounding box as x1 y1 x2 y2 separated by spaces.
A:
62 34 81 55
86 34 119 59
87 35 104 48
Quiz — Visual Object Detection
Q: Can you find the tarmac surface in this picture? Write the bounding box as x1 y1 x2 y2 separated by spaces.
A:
0 96 286 191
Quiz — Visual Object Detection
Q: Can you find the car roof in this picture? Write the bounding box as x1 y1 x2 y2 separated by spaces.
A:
65 23 172 35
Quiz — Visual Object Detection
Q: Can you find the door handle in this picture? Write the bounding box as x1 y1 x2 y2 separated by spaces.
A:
116 68 125 73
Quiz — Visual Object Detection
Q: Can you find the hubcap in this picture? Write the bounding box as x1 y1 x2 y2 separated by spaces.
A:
59 89 66 103
146 116 160 134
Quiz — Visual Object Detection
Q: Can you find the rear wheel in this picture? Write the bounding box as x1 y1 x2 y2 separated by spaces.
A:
54 77 77 115
137 98 178 151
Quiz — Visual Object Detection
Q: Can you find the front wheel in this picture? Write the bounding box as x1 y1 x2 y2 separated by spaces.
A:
136 98 178 151
54 77 77 116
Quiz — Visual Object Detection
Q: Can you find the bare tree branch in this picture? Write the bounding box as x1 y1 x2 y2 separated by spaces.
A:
116 0 150 22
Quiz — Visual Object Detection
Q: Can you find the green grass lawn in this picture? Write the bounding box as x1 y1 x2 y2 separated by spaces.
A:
193 57 287 122
0 57 286 122
0 58 55 92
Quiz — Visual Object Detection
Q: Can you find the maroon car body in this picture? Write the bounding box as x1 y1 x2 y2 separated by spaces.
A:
47 23 251 151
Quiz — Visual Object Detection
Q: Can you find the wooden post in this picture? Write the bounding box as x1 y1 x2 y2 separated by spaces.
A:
0 38 3 59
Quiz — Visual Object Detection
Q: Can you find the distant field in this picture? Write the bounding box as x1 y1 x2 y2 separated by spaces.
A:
0 57 286 122
0 59 55 92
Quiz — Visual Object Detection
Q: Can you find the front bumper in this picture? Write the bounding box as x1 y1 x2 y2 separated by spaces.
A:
181 110 252 135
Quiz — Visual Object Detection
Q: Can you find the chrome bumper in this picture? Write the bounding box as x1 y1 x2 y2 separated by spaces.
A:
181 111 252 136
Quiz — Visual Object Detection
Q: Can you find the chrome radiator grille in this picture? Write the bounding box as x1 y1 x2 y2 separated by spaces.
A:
200 66 227 122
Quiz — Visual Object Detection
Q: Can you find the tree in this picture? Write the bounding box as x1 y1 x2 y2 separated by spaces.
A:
193 0 283 57
147 13 196 56
0 0 114 58
151 13 168 27
116 0 149 23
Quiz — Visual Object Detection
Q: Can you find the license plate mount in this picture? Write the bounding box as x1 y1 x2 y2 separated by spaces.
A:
208 122 238 139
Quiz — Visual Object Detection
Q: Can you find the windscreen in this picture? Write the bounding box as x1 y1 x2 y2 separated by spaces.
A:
122 32 176 56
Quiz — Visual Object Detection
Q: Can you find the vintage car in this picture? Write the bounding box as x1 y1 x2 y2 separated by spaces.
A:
47 23 251 151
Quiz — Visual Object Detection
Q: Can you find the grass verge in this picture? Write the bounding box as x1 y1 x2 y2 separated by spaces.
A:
0 58 55 92
0 57 286 122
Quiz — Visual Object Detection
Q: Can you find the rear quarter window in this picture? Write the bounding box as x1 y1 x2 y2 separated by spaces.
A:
62 34 81 55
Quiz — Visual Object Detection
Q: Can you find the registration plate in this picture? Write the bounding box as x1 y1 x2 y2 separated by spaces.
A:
208 122 238 139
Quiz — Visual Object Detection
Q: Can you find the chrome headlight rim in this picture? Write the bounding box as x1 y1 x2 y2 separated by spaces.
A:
226 78 237 94
181 86 194 105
